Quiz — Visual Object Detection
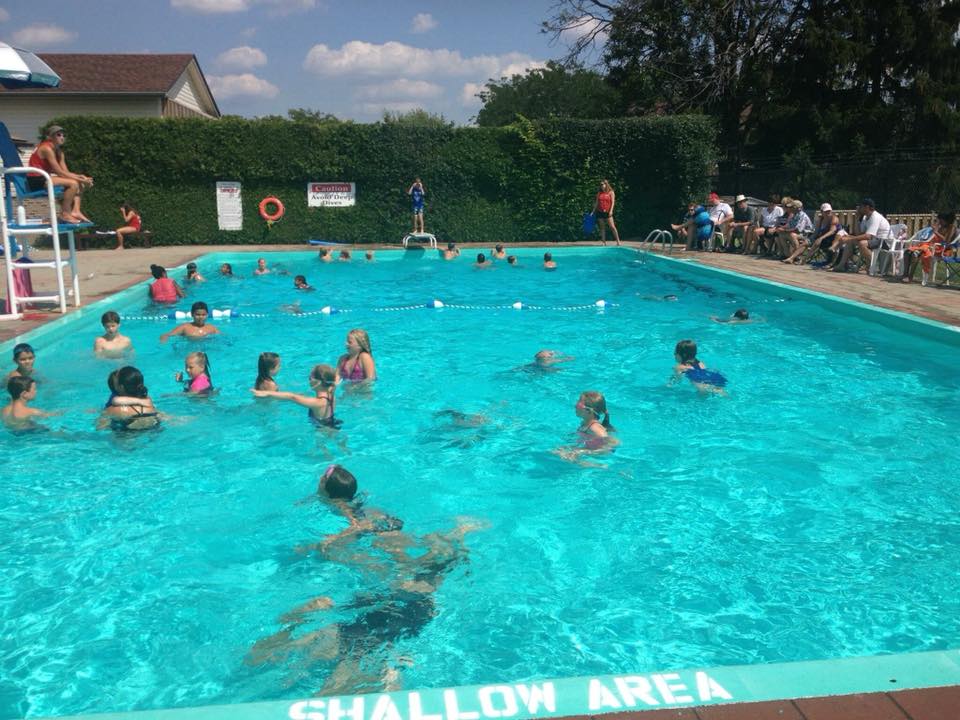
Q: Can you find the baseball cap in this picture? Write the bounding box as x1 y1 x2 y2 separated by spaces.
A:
860 197 876 208
707 192 720 203
46 125 64 137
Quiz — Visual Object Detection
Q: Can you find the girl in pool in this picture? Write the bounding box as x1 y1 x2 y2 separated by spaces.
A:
255 352 281 391
99 366 160 431
336 329 376 383
220 263 234 277
294 275 314 290
149 264 186 304
672 339 727 394
554 391 617 463
254 258 271 276
160 301 221 342
176 351 213 395
251 364 341 429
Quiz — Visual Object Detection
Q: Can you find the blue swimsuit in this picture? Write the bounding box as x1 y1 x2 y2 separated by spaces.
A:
684 360 727 388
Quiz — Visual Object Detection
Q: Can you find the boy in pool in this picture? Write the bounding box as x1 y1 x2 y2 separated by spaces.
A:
711 308 753 324
94 311 133 358
7 343 37 381
159 301 221 342
3 376 52 429
507 255 518 266
254 258 271 275
442 242 460 260
185 262 205 283
543 252 557 270
492 243 506 259
318 248 333 263
475 253 492 268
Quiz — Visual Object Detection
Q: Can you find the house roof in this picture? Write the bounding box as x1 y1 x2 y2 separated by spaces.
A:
0 53 220 116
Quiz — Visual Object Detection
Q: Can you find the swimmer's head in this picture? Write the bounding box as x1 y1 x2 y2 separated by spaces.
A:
7 375 35 400
220 263 233 275
733 308 749 320
185 351 210 379
309 363 337 389
319 464 357 500
13 343 35 361
507 255 517 265
294 275 308 287
675 339 698 363
186 262 198 272
190 301 209 324
477 253 487 263
150 264 167 280
495 244 504 252
577 390 613 429
257 258 266 268
447 242 456 251
319 249 330 258
544 252 553 262
116 366 148 398
346 329 371 356
258 352 280 379
365 251 374 261
534 350 556 366
663 294 679 301
339 250 351 260
107 368 120 394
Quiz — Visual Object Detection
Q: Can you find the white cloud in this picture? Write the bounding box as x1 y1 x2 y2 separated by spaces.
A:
208 73 279 99
11 23 76 48
171 0 249 12
410 13 437 34
461 82 483 106
171 0 314 13
355 79 442 101
0 8 10 23
559 15 609 47
217 46 268 70
304 41 543 81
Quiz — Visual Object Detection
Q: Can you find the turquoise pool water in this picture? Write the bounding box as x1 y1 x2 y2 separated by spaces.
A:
2 247 959 718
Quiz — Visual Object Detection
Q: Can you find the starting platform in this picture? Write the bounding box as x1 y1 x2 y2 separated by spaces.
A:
402 232 437 249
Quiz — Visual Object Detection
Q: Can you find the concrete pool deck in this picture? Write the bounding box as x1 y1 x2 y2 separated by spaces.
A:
3 241 959 343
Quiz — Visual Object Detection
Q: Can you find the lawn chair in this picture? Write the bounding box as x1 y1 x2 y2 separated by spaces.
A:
0 122 63 221
929 227 960 287
869 223 908 277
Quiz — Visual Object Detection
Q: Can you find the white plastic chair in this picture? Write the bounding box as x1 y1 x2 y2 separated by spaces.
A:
869 223 908 277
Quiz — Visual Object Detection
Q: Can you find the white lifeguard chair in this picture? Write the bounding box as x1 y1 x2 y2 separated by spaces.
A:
402 232 437 249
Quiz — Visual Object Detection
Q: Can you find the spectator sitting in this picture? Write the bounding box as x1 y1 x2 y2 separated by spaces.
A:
902 211 957 283
671 202 697 245
723 194 753 252
776 199 813 260
830 198 891 273
744 194 784 255
706 192 733 250
787 202 843 265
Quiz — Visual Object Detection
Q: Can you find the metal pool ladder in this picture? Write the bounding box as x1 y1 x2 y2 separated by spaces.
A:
642 229 674 254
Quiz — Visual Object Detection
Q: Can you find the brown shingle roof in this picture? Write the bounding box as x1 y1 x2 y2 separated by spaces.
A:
1 54 195 93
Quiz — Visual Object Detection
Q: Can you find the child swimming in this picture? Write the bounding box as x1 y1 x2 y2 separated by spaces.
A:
543 252 557 270
176 351 214 395
7 343 36 381
553 391 617 463
149 264 186 304
185 262 205 283
527 349 575 372
365 251 375 262
160 301 221 342
220 263 234 277
441 242 460 260
255 352 281 391
475 253 491 268
251 364 342 429
254 258 271 276
336 329 376 383
3 376 51 429
93 310 133 358
339 250 352 262
492 243 506 259
711 308 752 324
294 275 314 290
318 249 333 263
673 339 727 393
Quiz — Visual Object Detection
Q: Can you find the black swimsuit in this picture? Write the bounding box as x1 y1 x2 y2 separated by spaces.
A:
110 404 160 432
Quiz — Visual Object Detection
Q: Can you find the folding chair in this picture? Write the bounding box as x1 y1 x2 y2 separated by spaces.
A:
930 228 960 286
869 223 908 277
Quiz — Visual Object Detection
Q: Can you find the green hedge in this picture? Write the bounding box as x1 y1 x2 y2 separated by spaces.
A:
52 115 716 245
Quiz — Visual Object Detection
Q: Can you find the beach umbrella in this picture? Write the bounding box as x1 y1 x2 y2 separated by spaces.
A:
0 42 60 88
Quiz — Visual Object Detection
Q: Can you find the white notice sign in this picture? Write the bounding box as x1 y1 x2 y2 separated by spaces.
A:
308 182 355 208
216 181 243 230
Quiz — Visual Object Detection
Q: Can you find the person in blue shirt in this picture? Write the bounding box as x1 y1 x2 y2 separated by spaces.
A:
407 178 426 233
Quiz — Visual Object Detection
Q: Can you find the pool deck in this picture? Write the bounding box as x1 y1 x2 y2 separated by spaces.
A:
3 242 960 717
562 684 960 719
3 241 959 343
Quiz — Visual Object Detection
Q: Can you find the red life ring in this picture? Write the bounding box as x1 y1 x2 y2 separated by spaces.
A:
259 197 285 223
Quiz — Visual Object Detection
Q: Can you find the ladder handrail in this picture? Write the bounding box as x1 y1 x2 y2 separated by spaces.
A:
1 165 70 317
642 229 674 254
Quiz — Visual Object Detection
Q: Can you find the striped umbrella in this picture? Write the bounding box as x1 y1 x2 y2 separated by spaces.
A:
0 41 60 88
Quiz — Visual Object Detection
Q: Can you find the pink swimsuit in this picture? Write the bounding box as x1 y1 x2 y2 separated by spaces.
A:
188 373 212 394
338 356 366 382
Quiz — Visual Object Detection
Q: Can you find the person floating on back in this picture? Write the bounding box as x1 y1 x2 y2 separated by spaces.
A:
94 311 133 358
673 339 727 394
160 301 221 342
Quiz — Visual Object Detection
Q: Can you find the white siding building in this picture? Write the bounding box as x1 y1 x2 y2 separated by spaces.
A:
0 53 220 143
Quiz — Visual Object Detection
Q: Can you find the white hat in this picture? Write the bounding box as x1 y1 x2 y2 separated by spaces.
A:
735 194 747 203
820 202 833 212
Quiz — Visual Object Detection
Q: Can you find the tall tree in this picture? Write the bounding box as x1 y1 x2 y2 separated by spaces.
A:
474 61 621 126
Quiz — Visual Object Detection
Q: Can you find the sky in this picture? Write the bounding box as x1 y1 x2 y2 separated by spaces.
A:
0 0 601 124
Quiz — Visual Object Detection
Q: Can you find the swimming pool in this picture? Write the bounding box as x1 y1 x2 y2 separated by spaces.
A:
2 247 959 718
